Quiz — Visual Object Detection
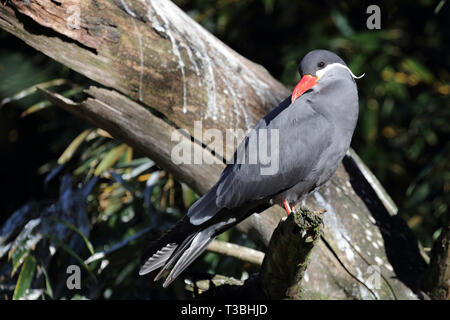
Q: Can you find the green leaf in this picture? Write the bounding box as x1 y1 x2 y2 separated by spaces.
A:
435 0 446 14
13 255 37 300
39 264 54 299
57 219 95 255
9 219 42 276
20 100 52 117
1 78 67 107
20 87 84 117
94 144 128 176
115 157 153 168
10 241 33 276
57 129 93 165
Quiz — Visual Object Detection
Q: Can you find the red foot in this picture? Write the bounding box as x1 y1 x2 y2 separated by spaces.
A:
283 200 292 215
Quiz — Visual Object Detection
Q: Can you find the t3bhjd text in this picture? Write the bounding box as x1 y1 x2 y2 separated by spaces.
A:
181 304 268 317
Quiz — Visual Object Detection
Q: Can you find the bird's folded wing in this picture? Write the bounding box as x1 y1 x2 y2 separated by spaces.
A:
215 96 333 209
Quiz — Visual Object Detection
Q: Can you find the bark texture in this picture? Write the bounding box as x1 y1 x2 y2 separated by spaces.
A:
422 214 449 300
0 0 429 299
260 207 323 300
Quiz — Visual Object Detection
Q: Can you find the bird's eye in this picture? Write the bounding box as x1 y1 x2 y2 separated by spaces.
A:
317 61 325 68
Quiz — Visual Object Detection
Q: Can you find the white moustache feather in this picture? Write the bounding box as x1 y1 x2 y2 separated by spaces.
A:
316 63 365 79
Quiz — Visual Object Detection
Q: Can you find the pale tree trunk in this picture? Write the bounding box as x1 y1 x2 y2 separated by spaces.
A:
0 0 429 299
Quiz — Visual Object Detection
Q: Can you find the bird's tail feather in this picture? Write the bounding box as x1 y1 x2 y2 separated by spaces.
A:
139 219 224 287
139 242 178 275
153 232 198 281
139 216 196 276
139 189 234 286
162 227 216 287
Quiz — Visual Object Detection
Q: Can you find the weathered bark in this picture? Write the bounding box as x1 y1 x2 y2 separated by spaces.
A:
422 213 450 300
0 0 428 299
0 0 287 141
260 207 323 300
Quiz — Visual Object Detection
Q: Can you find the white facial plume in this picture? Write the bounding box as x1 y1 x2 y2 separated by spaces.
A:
316 63 365 80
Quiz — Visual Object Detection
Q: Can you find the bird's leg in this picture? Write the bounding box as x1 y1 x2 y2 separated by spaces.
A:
283 200 292 215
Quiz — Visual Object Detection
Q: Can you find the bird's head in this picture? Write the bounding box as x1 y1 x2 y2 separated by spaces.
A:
292 49 364 103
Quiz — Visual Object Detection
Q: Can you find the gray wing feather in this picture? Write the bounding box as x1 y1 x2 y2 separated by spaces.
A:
186 184 220 225
187 97 333 225
215 100 332 209
139 243 178 275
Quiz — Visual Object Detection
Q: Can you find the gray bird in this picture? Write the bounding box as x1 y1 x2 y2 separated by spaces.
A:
139 49 362 287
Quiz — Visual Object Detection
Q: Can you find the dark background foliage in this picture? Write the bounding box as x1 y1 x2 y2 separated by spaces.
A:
0 0 448 299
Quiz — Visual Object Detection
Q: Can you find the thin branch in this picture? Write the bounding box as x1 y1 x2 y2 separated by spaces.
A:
206 239 264 266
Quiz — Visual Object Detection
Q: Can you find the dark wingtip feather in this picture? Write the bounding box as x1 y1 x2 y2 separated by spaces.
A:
139 243 178 276
162 231 215 287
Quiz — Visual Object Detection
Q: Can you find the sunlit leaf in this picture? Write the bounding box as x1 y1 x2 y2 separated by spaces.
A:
9 233 41 277
125 146 133 163
9 218 42 276
73 140 117 177
20 86 84 117
1 78 67 107
57 129 93 165
96 128 113 139
20 100 52 117
13 255 37 300
116 157 153 169
94 144 128 176
121 159 155 180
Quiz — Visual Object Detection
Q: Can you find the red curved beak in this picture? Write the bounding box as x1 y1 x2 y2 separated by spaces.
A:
291 74 318 103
